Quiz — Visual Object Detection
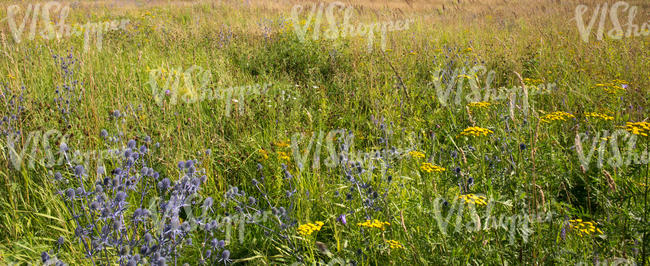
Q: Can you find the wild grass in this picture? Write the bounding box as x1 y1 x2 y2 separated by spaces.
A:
0 0 649 265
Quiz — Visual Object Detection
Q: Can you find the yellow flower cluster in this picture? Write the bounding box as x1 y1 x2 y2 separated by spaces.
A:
420 163 446 173
259 149 269 160
297 221 324 236
385 240 404 249
277 151 290 161
409 151 425 159
624 121 650 137
523 78 544 85
274 140 290 148
595 80 628 94
569 219 603 237
357 219 390 230
585 112 614 121
457 74 477 80
459 126 494 137
467 102 491 108
458 194 487 206
142 11 156 19
540 111 574 123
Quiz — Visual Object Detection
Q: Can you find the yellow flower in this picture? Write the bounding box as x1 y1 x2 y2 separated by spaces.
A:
458 194 487 206
274 140 290 148
276 151 290 161
463 47 473 53
259 149 269 160
456 74 476 80
385 239 404 249
409 151 425 159
523 78 544 86
7 74 16 80
420 163 445 173
585 112 614 121
467 102 491 108
596 80 627 94
624 121 650 137
459 126 494 137
357 219 390 230
297 221 324 236
568 219 603 237
540 111 574 123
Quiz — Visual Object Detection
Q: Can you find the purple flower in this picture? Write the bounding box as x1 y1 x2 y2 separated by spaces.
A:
74 165 84 177
41 251 50 263
127 139 136 149
337 214 347 225
65 188 76 199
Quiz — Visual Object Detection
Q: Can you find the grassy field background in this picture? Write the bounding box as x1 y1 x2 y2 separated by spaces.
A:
0 0 649 264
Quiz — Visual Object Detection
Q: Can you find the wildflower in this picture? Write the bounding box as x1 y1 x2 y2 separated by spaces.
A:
568 219 603 237
385 239 404 249
276 151 290 161
274 139 290 148
41 251 50 263
459 126 494 137
595 80 627 94
219 250 232 264
297 221 324 236
539 111 574 123
523 78 544 86
258 149 269 160
467 102 491 108
420 163 446 173
357 219 390 230
585 112 614 121
337 214 347 225
624 121 650 137
409 151 425 159
458 194 487 206
457 74 475 80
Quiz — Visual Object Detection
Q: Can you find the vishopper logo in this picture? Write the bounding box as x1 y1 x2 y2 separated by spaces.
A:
575 1 650 42
574 129 649 170
431 195 555 244
290 1 414 52
1 1 130 52
145 193 278 245
147 64 271 117
290 129 417 172
2 129 120 171
430 65 554 115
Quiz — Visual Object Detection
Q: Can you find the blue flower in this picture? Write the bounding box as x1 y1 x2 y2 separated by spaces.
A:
337 214 347 225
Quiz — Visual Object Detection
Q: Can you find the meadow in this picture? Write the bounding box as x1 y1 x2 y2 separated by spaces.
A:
0 0 649 265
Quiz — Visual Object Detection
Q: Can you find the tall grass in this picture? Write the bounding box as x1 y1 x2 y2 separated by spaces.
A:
0 0 648 264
